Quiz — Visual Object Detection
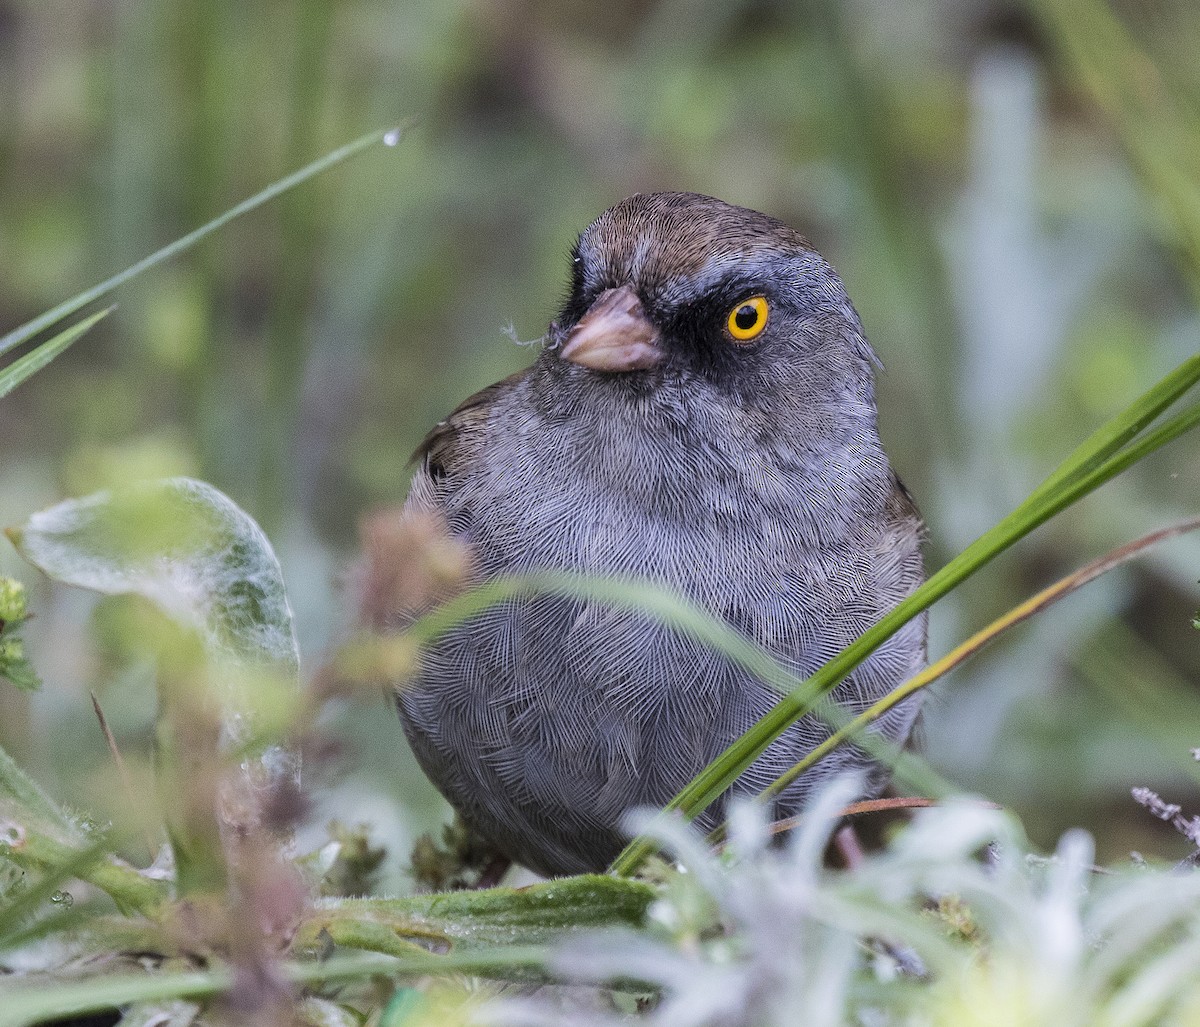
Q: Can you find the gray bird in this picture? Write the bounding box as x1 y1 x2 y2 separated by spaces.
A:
396 192 926 877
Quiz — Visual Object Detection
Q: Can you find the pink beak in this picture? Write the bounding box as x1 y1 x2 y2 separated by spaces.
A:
559 285 664 373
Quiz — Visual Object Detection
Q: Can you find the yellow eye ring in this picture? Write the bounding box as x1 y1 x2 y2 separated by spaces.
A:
726 296 769 342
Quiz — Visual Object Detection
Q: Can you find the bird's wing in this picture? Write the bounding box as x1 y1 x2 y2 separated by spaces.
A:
409 369 529 476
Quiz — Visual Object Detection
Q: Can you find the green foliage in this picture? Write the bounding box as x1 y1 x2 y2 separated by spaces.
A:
295 875 657 959
484 790 1200 1026
9 478 300 674
0 130 400 363
0 738 168 918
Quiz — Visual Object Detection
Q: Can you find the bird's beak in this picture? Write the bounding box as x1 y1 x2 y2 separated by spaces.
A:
559 285 664 372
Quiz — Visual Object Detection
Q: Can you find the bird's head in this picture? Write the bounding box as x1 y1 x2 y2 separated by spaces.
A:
548 192 879 405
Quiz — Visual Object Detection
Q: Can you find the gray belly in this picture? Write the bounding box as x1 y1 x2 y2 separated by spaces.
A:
396 523 925 876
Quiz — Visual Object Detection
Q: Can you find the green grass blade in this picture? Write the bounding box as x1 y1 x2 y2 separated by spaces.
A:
0 308 113 399
1023 404 1200 539
0 126 405 360
0 740 82 845
0 904 98 956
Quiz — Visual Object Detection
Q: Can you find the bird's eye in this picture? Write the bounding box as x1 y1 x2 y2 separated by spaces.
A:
726 296 769 342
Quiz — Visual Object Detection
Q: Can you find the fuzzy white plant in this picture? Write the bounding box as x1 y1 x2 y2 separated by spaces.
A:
476 777 1200 1027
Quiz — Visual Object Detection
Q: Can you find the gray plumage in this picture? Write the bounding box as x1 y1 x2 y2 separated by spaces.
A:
396 192 926 877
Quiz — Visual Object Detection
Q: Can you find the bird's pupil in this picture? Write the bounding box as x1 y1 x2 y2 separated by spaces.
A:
734 305 758 330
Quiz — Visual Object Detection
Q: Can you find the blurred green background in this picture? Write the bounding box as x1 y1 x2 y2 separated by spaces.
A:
1 0 1198 882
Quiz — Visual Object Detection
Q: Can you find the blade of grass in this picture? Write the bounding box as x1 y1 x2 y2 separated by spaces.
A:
0 739 82 844
0 125 406 360
0 903 100 955
0 308 113 399
758 516 1200 803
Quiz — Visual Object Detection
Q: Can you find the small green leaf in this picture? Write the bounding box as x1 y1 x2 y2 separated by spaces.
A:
8 478 298 675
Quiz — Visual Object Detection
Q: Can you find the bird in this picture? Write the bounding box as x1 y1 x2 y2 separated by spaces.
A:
394 191 926 878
